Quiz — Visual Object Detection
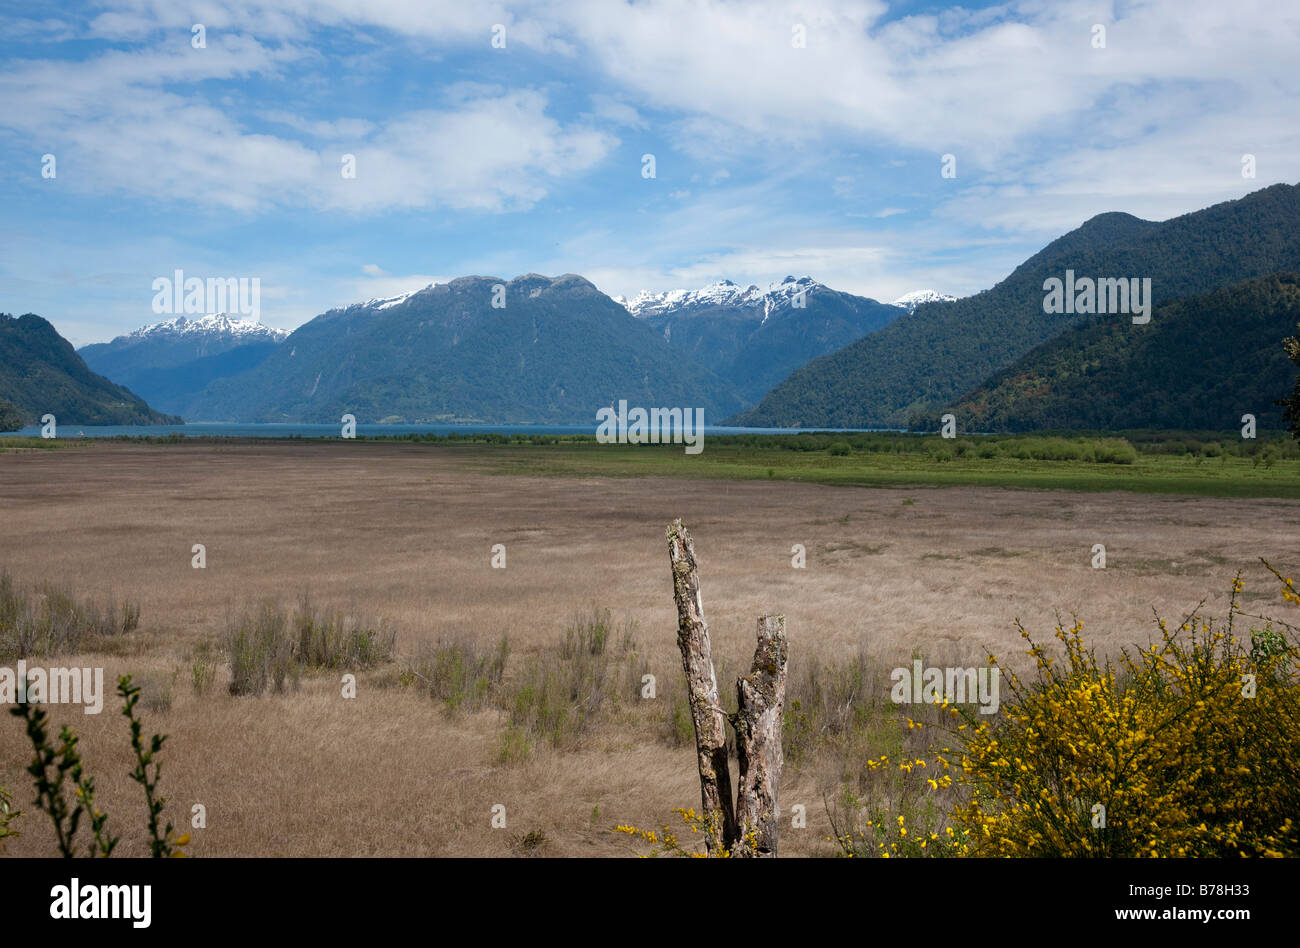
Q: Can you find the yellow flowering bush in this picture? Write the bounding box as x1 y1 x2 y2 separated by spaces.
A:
952 567 1299 857
615 807 761 858
827 781 971 857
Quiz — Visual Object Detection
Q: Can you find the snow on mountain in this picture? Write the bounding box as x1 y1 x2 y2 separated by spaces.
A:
616 276 822 319
363 285 435 311
129 313 288 341
891 290 957 313
322 284 437 316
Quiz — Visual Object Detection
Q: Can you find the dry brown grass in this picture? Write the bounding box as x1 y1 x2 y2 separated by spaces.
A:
1 440 1296 856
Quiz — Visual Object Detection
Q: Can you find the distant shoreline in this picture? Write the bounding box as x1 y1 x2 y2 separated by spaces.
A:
0 421 898 440
5 431 1297 500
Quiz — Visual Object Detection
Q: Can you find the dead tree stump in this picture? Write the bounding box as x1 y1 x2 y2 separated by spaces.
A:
735 615 788 857
666 518 737 853
666 519 788 857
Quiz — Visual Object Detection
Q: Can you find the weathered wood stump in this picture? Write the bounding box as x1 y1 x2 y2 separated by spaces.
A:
735 615 788 856
666 519 788 857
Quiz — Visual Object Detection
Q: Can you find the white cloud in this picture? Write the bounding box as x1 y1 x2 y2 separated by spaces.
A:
319 91 618 213
10 1 1300 225
259 111 377 140
570 210 1030 304
586 94 647 129
0 33 618 214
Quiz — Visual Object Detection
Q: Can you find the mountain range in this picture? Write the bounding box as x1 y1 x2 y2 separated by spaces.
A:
10 182 1300 434
730 182 1300 428
182 273 749 424
78 314 286 417
616 276 904 401
72 275 912 424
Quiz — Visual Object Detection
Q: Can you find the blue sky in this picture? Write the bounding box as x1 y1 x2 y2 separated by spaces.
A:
2 0 1298 346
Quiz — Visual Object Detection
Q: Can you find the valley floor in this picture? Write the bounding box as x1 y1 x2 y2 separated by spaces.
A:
1 440 1297 856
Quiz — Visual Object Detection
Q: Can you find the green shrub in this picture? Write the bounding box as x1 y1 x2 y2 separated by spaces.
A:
1090 438 1138 464
952 601 1300 856
7 674 188 857
404 635 508 712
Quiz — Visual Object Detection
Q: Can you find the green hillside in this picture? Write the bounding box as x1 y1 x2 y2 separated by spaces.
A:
948 273 1300 431
730 182 1300 428
0 313 181 429
0 398 23 432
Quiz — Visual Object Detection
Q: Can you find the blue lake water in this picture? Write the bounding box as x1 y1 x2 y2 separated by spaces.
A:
0 422 885 439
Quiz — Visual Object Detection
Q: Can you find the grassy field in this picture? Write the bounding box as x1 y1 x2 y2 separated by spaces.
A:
2 439 1298 857
440 433 1300 498
0 437 71 454
45 428 1300 496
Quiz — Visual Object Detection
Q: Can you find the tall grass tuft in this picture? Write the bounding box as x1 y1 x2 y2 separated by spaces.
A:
403 635 509 712
224 601 299 697
783 649 886 771
190 641 218 697
291 594 397 670
502 607 640 757
224 597 399 697
0 569 142 661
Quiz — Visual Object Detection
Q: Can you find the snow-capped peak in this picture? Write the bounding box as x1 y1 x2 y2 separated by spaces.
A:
129 313 288 341
891 289 957 313
325 284 437 316
360 284 435 310
618 276 823 318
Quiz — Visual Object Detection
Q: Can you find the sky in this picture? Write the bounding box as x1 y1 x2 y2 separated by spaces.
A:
1 0 1298 346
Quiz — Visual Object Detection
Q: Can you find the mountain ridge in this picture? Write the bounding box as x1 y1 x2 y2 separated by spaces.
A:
184 273 747 424
79 312 288 417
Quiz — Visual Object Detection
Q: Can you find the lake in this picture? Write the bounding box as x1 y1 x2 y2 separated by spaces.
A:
0 422 883 439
